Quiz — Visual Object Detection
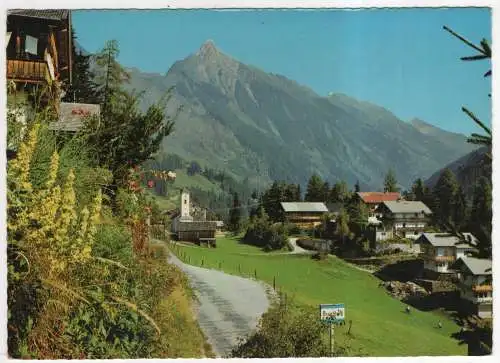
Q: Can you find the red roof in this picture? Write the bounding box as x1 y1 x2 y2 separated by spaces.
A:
357 192 401 204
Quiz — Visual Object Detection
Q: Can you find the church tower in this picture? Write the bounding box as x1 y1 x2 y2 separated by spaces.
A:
180 189 193 221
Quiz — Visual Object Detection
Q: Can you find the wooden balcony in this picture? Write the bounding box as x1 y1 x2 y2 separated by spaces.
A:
421 254 455 262
472 284 493 293
7 59 49 84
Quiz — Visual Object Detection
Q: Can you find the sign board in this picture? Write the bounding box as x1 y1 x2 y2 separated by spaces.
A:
320 303 345 324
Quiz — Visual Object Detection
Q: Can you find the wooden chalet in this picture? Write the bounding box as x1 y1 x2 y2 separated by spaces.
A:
280 202 328 229
6 9 73 87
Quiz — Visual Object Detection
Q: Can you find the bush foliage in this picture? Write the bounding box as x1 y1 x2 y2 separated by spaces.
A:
243 209 289 251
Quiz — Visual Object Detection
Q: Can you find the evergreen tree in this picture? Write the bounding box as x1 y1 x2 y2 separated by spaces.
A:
433 169 459 227
329 181 349 204
335 209 351 245
444 26 492 159
84 40 176 190
383 169 399 193
469 177 492 257
346 198 369 236
284 183 300 202
63 28 101 104
305 174 325 202
321 181 330 203
229 192 242 232
454 186 468 230
262 181 286 223
411 178 426 201
354 180 360 193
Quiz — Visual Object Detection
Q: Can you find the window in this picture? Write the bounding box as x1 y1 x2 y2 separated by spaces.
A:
184 200 187 205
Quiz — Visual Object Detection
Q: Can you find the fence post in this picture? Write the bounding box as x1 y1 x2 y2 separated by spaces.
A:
254 269 257 278
201 258 204 267
238 264 241 273
273 276 276 291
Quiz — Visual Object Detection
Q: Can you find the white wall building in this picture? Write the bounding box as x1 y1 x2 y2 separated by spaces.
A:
451 257 493 319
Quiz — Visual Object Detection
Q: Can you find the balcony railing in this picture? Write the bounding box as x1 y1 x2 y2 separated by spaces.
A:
474 296 493 304
421 254 455 262
7 59 48 83
472 284 493 293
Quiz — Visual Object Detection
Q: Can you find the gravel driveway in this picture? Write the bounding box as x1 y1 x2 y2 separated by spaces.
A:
288 237 314 254
168 252 273 357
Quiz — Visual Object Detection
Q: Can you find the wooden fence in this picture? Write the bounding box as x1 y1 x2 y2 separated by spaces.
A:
150 224 169 241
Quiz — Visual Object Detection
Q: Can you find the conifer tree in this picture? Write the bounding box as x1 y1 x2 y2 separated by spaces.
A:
383 169 399 193
229 192 242 232
442 26 492 258
85 40 176 189
354 180 360 193
433 168 459 227
305 174 325 202
453 186 468 230
411 178 426 201
63 28 101 103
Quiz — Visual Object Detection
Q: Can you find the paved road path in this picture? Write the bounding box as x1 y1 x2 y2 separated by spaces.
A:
168 252 273 357
288 237 315 254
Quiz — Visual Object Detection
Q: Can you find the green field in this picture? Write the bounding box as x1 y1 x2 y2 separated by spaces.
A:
170 236 467 357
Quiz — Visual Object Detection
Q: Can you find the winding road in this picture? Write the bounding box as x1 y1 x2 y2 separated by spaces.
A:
168 252 274 357
288 237 314 254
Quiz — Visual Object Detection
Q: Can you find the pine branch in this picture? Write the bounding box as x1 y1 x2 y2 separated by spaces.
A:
467 137 490 146
480 39 492 56
443 26 486 55
469 133 491 142
462 107 491 136
484 70 492 78
461 54 489 61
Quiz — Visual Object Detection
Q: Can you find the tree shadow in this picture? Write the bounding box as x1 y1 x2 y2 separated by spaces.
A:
374 258 423 282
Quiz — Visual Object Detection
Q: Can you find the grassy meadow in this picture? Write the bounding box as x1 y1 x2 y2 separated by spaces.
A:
170 235 467 357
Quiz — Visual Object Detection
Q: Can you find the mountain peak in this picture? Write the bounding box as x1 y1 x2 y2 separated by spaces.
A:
198 39 219 58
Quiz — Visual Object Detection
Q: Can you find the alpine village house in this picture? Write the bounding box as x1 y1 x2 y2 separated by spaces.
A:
374 200 432 241
451 257 493 319
417 233 478 278
6 9 100 159
280 202 329 229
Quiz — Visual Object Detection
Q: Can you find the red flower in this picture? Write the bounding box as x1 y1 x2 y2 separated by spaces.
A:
147 180 154 188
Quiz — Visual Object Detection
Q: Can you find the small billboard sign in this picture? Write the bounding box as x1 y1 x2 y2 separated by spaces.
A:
320 303 345 324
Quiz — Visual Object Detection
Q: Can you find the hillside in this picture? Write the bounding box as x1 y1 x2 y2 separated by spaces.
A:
425 147 490 199
122 41 476 190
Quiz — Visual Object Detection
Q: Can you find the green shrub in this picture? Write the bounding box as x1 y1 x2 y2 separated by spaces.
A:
244 217 289 251
231 300 329 358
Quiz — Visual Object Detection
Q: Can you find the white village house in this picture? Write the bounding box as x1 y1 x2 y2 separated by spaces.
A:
451 257 493 319
417 233 478 277
376 200 432 240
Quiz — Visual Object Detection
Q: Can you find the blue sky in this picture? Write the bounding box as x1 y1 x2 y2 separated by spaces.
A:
73 8 491 135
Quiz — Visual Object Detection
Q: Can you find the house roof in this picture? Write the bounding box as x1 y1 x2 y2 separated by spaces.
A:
357 192 400 204
418 232 478 248
281 202 328 213
49 103 100 132
176 221 217 232
326 203 343 214
453 257 492 276
8 9 70 21
382 200 432 214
